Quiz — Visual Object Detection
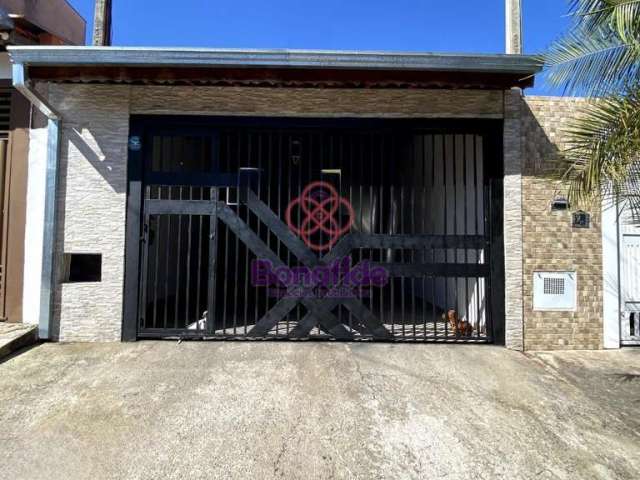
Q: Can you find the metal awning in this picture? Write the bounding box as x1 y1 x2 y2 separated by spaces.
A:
7 46 543 89
8 46 541 72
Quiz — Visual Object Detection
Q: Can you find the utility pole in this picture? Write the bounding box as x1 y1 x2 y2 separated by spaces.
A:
505 0 523 54
92 0 112 46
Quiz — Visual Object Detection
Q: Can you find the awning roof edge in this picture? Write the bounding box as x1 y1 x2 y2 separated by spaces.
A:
7 46 542 74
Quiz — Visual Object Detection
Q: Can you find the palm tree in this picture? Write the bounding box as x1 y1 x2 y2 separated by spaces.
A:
544 0 640 212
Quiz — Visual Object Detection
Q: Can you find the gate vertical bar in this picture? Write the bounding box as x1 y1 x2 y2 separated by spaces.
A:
207 187 219 335
255 133 262 330
431 135 437 337
443 135 449 339
195 213 203 333
174 187 183 329
485 182 493 339
243 133 251 334
185 187 193 329
233 135 240 335
266 132 273 333
378 134 384 333
138 188 151 332
369 132 375 334
348 134 354 332
453 136 459 337
410 134 416 338
463 135 470 335
152 207 161 329
222 187 230 334
473 135 481 337
163 187 172 330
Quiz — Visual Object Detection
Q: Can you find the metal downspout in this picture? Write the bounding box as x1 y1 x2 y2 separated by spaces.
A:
12 63 60 340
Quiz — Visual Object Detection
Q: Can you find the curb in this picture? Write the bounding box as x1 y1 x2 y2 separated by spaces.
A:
0 325 39 361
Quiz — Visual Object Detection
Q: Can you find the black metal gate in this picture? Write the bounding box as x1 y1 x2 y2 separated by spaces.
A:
124 117 504 342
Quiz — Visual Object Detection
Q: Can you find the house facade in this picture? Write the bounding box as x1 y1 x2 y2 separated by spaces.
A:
7 46 624 350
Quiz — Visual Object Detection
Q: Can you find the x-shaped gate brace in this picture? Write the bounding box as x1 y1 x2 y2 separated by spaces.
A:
145 189 391 339
144 188 490 340
240 191 391 339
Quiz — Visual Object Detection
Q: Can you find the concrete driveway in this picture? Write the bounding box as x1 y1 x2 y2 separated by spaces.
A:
0 342 638 480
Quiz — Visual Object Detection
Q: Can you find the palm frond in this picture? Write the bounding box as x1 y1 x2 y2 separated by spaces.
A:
561 88 640 206
544 26 640 95
546 1 640 216
544 0 640 96
609 0 640 43
569 0 640 43
619 161 640 222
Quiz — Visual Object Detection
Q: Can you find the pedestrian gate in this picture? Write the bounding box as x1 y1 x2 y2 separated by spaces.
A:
123 117 504 342
621 205 640 346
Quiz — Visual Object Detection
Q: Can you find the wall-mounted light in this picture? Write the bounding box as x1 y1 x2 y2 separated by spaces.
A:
551 196 569 212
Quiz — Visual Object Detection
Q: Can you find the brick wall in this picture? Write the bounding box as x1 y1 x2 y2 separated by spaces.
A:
521 96 603 350
46 85 504 342
503 90 524 350
130 86 504 118
41 84 604 348
49 84 130 341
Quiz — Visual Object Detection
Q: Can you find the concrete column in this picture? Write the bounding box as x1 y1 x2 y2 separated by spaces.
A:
506 0 523 54
503 90 524 350
92 0 112 46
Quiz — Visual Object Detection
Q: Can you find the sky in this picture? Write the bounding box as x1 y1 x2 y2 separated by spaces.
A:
67 1 572 94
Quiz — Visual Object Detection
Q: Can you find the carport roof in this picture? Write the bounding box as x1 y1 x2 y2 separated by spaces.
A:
8 46 543 89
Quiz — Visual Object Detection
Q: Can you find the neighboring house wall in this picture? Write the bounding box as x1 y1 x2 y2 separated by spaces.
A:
0 64 32 325
2 90 30 323
0 0 86 45
521 96 604 350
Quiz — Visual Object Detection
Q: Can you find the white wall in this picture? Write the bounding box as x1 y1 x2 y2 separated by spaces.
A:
22 128 48 326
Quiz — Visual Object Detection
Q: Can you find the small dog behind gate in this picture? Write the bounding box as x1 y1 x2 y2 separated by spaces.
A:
442 309 473 337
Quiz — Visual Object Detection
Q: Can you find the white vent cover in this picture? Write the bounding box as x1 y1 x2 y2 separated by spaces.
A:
533 272 577 311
